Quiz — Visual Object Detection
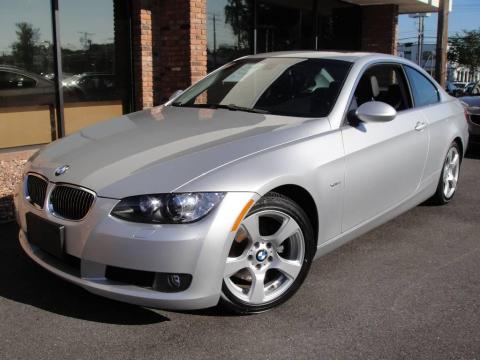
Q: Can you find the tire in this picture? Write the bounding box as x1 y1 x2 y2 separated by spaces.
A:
429 141 462 205
220 192 315 314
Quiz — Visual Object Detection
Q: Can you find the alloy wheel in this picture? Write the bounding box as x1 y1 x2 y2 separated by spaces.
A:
442 146 460 199
224 210 305 305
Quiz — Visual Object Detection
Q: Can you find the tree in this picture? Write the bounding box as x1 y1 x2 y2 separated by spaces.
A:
224 0 253 50
448 29 480 75
10 22 40 70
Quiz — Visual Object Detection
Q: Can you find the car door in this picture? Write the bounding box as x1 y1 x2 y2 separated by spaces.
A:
341 63 429 231
402 65 448 181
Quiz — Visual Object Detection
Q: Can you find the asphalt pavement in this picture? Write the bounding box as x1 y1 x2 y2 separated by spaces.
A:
1 146 480 360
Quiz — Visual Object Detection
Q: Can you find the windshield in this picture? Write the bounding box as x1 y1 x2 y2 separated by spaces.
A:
172 57 352 118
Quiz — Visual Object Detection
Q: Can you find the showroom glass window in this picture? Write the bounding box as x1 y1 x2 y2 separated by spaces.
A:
0 0 55 149
256 0 314 53
59 0 131 135
207 0 254 72
0 0 131 150
206 0 362 72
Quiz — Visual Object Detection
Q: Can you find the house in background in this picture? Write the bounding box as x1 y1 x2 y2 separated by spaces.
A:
0 0 441 152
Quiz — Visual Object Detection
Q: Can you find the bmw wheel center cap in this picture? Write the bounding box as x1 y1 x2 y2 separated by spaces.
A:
256 249 268 262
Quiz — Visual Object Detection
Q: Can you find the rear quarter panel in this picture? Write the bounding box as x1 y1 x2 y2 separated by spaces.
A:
422 98 469 186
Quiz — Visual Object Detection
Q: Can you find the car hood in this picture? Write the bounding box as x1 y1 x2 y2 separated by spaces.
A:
29 105 319 198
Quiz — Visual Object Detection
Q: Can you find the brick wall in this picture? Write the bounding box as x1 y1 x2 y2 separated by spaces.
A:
132 0 154 109
361 5 399 55
131 0 207 109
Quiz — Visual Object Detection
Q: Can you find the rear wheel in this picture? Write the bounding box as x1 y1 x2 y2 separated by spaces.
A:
220 192 315 314
429 142 461 205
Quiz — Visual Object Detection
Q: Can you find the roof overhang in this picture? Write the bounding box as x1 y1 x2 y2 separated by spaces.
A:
342 0 442 14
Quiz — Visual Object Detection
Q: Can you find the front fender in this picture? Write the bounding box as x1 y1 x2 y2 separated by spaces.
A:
176 129 346 246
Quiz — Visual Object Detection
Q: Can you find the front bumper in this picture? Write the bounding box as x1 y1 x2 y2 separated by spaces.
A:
15 184 257 310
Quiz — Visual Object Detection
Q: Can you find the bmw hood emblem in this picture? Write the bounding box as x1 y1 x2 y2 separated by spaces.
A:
55 165 70 176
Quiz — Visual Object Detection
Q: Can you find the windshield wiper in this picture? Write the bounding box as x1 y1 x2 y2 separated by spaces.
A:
215 104 270 114
171 102 270 114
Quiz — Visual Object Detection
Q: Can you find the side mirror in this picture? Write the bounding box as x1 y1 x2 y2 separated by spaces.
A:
169 89 183 101
355 101 397 123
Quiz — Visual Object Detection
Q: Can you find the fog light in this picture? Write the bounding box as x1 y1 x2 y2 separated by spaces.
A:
167 274 181 288
153 273 192 293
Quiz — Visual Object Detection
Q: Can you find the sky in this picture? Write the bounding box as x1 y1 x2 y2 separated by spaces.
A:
0 0 114 55
1 0 478 55
399 0 480 45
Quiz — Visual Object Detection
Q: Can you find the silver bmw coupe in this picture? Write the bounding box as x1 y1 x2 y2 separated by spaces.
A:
15 52 469 313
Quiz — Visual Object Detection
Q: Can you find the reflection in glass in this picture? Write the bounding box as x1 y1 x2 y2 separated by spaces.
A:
0 0 55 148
257 0 314 53
59 0 127 134
207 0 254 71
206 0 362 72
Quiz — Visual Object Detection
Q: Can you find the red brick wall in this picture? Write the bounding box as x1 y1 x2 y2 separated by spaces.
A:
132 0 207 109
361 5 399 55
132 0 154 109
189 1 208 85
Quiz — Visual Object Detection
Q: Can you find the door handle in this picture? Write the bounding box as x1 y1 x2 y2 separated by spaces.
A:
415 121 427 131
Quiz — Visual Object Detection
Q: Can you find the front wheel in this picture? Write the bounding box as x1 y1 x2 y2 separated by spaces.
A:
429 142 461 205
220 192 315 314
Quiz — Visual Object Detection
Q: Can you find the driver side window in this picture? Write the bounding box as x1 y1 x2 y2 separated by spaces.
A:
350 64 412 113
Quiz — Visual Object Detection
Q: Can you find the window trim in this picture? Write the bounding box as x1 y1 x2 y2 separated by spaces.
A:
402 64 441 109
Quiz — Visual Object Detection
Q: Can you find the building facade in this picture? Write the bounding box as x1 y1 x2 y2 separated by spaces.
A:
397 43 436 75
0 0 439 151
398 42 480 83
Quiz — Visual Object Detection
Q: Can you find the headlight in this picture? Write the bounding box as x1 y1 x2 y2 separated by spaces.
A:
111 192 225 224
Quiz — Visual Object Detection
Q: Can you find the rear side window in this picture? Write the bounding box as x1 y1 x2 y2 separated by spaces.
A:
404 66 440 107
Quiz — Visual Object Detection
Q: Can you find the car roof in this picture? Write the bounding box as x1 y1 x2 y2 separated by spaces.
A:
0 65 47 80
246 51 396 63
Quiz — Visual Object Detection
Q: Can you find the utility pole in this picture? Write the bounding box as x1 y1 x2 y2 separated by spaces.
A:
435 0 450 87
409 13 429 67
212 13 217 68
78 31 95 51
417 15 425 66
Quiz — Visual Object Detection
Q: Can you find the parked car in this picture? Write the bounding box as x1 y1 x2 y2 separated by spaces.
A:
0 65 54 107
446 81 463 97
463 82 476 95
15 52 469 313
62 73 118 101
460 95 480 144
463 81 480 96
453 81 468 92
